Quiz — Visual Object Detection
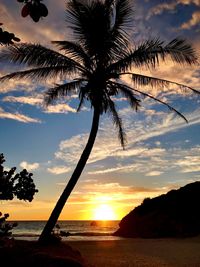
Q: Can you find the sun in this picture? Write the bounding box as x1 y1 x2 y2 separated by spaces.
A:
93 204 117 220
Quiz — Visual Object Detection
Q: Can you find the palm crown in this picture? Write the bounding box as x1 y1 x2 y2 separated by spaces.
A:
0 0 198 148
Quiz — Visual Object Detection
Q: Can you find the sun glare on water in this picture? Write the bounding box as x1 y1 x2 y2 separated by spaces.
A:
93 204 117 220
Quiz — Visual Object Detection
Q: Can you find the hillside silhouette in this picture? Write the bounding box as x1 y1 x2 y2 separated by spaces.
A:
114 181 200 238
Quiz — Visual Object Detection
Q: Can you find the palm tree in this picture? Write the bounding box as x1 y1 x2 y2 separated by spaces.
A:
0 0 199 242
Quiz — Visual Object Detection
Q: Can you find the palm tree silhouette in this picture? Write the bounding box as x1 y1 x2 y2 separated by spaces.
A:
0 0 199 242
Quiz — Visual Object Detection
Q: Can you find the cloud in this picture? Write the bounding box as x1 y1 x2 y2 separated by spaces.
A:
0 107 41 123
0 78 38 94
145 171 164 176
147 0 200 19
47 166 71 175
55 105 200 169
147 2 177 19
3 95 77 114
87 164 140 175
181 11 200 29
68 181 170 208
175 147 200 173
19 161 40 171
45 103 76 114
52 99 200 180
3 96 43 105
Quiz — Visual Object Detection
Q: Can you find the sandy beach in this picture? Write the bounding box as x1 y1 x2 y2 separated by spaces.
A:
1 236 200 267
67 237 200 267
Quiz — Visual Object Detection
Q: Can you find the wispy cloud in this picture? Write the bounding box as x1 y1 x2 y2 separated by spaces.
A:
20 161 40 171
181 11 200 29
68 181 170 209
45 103 76 114
3 95 77 114
3 95 43 105
145 171 164 176
147 2 177 19
47 166 71 175
55 106 200 167
175 147 200 173
0 107 41 123
0 78 38 94
147 0 200 20
87 164 140 175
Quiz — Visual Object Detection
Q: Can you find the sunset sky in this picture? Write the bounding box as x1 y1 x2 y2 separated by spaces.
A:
0 0 199 221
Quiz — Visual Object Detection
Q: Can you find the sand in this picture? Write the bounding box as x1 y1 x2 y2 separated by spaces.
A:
1 237 200 267
67 237 200 267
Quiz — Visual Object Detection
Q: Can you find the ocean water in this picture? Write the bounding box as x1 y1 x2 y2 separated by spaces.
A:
11 220 122 241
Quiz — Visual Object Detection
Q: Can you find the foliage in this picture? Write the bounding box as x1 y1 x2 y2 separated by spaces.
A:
0 212 18 238
17 0 48 22
115 182 200 238
0 23 20 45
0 153 38 201
0 153 38 243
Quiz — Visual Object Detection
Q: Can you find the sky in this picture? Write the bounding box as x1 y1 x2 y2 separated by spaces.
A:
0 0 199 221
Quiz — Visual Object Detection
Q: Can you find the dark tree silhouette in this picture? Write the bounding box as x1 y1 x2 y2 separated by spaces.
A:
0 153 38 201
0 23 20 45
114 182 200 238
0 0 199 242
17 0 48 22
0 212 18 238
0 153 38 239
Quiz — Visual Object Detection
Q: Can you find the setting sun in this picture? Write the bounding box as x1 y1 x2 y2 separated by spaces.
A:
93 204 117 220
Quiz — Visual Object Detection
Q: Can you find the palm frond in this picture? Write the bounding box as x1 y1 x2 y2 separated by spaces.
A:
109 38 198 72
108 81 140 110
103 0 133 61
0 66 79 82
104 0 115 9
107 97 126 149
52 40 92 70
120 72 200 95
66 0 119 62
122 84 188 122
44 79 83 105
0 43 84 71
114 0 133 32
108 0 133 57
165 39 198 65
66 1 106 52
77 86 87 112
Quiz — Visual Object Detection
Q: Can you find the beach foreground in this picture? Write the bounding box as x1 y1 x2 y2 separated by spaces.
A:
1 237 200 267
67 237 200 267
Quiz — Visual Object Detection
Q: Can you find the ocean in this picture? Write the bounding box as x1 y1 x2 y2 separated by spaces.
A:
11 220 122 241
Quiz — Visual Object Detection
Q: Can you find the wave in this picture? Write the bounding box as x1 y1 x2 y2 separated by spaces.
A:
13 231 112 238
70 232 112 236
13 233 39 237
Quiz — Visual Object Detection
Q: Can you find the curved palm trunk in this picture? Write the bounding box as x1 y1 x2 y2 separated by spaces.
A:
39 108 100 243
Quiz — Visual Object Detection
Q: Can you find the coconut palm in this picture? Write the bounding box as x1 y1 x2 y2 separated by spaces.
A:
0 0 199 242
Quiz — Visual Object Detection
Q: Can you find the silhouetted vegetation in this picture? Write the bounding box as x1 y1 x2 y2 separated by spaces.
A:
0 212 18 239
114 181 200 238
17 0 48 22
0 240 87 267
0 153 38 201
0 153 38 245
0 0 199 242
0 23 20 45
